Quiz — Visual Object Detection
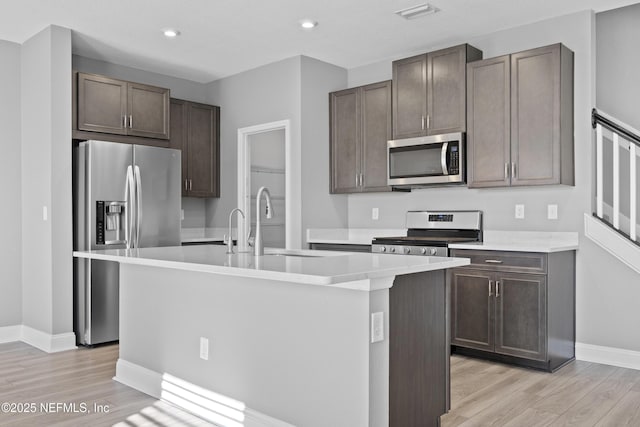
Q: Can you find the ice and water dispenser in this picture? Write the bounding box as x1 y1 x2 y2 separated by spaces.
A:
96 201 126 245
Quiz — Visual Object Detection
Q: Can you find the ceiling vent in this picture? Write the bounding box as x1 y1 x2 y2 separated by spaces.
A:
394 3 440 20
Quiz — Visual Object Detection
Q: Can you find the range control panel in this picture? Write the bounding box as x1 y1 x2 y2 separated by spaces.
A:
371 244 448 257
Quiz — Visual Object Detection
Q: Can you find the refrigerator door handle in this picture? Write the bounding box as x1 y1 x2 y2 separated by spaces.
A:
134 165 142 248
125 165 135 249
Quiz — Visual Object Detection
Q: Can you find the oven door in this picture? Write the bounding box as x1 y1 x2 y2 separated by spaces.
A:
387 132 464 186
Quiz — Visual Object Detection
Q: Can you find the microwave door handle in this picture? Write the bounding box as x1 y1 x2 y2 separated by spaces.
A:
441 142 449 175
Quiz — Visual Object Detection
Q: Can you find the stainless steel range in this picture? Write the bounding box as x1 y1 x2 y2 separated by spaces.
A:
371 210 482 256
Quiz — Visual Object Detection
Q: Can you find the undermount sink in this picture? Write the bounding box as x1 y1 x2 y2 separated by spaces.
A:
265 252 326 258
264 249 333 258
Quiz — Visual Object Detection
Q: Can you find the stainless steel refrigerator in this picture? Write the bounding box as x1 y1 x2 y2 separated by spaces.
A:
73 140 181 345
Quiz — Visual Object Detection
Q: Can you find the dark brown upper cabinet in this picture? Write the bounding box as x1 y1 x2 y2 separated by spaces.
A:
392 44 482 139
75 72 170 142
330 80 392 194
169 99 220 198
467 44 574 188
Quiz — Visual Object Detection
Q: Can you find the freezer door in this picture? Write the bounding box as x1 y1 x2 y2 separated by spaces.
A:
133 145 182 247
81 140 133 251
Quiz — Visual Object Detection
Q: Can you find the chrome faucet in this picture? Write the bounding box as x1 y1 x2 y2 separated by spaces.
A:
226 208 245 254
254 186 273 256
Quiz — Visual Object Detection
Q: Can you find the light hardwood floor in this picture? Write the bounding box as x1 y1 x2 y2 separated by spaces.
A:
0 342 214 426
443 354 640 427
1 341 640 426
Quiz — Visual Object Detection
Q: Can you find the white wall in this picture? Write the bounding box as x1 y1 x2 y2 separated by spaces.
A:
0 40 22 327
345 11 640 354
21 25 73 336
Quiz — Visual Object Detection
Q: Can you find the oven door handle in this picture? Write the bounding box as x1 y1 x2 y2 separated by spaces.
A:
441 142 449 175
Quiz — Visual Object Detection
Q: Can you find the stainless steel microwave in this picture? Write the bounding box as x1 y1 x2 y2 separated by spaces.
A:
387 132 465 187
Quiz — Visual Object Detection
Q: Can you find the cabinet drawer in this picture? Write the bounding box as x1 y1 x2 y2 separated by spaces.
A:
450 249 546 273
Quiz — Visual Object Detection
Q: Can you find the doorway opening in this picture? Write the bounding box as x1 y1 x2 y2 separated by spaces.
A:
237 120 294 251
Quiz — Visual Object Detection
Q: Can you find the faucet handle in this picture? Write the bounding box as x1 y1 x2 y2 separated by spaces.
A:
247 229 255 247
223 234 229 244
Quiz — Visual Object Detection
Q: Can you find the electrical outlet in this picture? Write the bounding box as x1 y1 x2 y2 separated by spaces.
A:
181 209 185 220
199 337 209 360
515 204 525 219
547 204 558 220
372 207 379 220
42 206 48 221
371 312 384 343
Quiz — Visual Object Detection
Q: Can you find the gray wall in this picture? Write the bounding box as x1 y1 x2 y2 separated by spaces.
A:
345 11 640 353
204 57 304 245
300 56 349 235
21 25 73 335
596 3 640 131
204 56 349 247
0 41 23 327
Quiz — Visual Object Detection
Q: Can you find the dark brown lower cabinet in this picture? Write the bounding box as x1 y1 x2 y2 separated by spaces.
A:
390 270 448 427
450 249 575 372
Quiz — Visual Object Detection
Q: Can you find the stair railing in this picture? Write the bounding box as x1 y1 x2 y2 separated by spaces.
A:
592 108 640 242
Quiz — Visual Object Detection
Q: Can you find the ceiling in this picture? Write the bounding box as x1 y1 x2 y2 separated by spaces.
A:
0 0 636 83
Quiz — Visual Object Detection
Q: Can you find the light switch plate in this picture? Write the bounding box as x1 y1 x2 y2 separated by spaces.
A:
200 337 209 360
372 208 379 220
548 204 558 220
181 209 185 220
515 204 525 219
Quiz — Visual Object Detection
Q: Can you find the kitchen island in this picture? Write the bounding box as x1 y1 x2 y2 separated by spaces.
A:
73 245 469 427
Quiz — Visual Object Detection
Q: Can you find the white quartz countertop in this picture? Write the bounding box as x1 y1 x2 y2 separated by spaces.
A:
306 228 405 245
449 231 579 253
73 245 469 289
306 228 579 253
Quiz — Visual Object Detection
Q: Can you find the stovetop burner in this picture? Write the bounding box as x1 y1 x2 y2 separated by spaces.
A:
371 210 482 256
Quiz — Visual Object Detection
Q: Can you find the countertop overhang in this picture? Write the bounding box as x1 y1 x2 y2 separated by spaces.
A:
73 245 470 290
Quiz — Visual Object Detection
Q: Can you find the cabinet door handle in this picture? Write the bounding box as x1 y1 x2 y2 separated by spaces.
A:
421 116 425 130
356 174 359 187
426 115 430 129
360 173 364 187
184 180 188 191
189 179 193 191
488 280 493 297
485 259 503 264
123 115 127 128
496 281 500 297
505 162 510 179
511 162 516 179
129 115 133 129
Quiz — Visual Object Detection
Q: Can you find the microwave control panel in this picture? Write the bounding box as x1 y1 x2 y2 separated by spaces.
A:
449 143 460 175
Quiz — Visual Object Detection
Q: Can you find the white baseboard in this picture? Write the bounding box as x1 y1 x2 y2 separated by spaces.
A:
115 358 295 427
114 358 163 399
0 325 22 343
20 326 77 353
576 342 640 371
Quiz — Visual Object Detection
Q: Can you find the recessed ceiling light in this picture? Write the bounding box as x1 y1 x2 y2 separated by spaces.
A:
163 29 181 38
395 3 440 20
299 19 318 29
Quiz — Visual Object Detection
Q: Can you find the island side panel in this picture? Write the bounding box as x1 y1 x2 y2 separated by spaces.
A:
117 263 387 427
390 270 448 427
